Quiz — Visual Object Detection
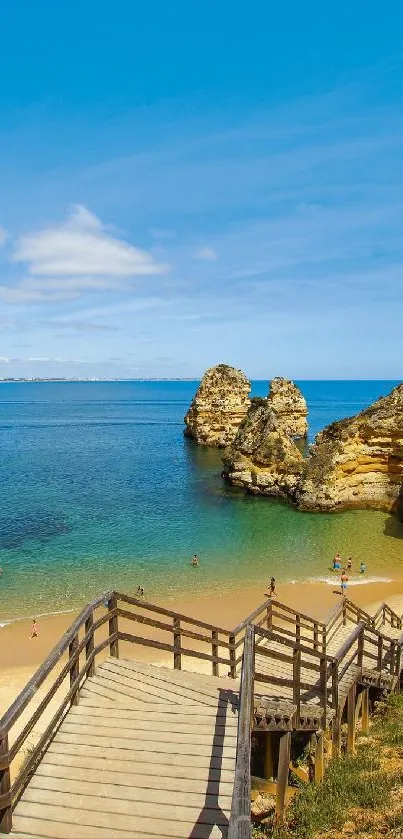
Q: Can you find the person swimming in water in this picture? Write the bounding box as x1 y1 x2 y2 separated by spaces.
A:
360 561 366 574
347 557 352 571
333 553 342 571
191 554 199 567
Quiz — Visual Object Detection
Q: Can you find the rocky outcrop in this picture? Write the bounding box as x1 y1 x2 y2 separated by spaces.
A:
295 384 403 512
184 364 251 446
268 377 308 438
222 398 303 498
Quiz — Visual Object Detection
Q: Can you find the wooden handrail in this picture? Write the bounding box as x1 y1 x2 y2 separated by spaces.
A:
255 626 330 662
0 590 113 737
332 622 365 664
228 625 254 839
116 591 232 636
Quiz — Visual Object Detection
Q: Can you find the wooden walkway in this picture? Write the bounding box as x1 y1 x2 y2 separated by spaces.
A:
1 591 403 839
11 660 239 839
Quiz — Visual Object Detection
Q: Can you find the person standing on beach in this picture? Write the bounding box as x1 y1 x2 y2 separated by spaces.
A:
269 577 277 597
340 570 348 596
347 558 352 571
30 618 38 639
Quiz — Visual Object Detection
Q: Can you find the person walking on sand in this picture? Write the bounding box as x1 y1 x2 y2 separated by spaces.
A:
340 570 348 596
269 577 277 597
30 618 38 639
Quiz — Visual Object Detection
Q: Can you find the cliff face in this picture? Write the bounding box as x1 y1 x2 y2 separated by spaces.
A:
295 384 403 512
268 377 308 438
184 364 251 446
222 398 303 498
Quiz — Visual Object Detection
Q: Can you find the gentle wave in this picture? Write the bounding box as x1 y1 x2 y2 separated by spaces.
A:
0 606 79 630
313 576 392 586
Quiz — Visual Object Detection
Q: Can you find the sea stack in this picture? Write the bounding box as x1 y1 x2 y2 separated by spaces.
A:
184 364 251 446
222 397 303 498
268 377 308 438
295 383 403 513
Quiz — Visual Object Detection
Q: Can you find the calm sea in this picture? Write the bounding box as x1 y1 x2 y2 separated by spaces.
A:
0 380 402 623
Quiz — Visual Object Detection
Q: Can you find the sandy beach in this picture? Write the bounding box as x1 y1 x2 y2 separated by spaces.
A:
3 576 403 715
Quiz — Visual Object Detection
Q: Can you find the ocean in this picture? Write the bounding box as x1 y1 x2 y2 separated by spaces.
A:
0 380 402 623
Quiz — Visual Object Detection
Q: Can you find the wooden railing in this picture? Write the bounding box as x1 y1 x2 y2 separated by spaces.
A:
0 591 115 833
373 602 402 631
0 590 235 834
228 625 254 839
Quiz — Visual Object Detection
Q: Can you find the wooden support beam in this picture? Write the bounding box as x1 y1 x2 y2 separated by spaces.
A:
264 732 274 781
173 617 181 670
211 629 219 677
68 634 79 707
332 714 341 758
314 731 324 784
229 634 237 678
0 732 12 834
347 685 356 754
108 594 119 658
361 687 370 734
275 732 291 823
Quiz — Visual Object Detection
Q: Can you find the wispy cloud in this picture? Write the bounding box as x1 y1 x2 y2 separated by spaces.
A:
0 205 169 304
194 246 218 261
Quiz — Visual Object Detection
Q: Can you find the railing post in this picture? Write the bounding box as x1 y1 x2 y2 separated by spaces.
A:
229 634 236 679
377 635 383 672
361 687 370 733
322 626 327 655
314 731 324 784
358 626 364 673
266 601 273 631
331 661 339 713
85 610 95 678
320 656 328 727
390 640 396 676
313 621 319 651
295 614 301 645
347 685 356 754
211 629 219 677
395 644 402 688
69 633 79 706
0 731 12 834
342 600 347 626
293 648 301 728
173 617 181 670
108 594 119 658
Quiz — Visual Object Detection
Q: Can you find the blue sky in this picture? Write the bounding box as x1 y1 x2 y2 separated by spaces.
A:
0 1 403 379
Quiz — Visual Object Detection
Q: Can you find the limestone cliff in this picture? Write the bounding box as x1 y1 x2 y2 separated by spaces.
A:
184 364 251 446
222 398 303 498
295 383 403 512
268 377 308 438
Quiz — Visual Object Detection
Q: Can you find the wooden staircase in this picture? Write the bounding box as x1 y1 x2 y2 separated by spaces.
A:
11 660 239 838
1 591 402 839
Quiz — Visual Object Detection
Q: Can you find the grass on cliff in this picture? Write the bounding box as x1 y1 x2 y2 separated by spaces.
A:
253 692 403 839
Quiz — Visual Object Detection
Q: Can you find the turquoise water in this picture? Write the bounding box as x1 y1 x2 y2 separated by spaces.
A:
0 380 402 622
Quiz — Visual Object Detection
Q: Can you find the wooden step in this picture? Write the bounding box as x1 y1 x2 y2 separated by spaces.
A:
50 737 237 771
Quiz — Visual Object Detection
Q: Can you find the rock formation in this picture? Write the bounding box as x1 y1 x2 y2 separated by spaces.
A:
222 398 303 498
295 383 403 513
268 377 308 438
184 364 251 446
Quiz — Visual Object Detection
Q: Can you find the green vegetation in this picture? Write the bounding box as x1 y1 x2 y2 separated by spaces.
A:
253 693 403 839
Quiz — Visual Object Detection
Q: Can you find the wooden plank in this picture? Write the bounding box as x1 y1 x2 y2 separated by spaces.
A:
112 657 238 690
35 760 235 794
13 809 224 839
29 774 233 810
67 710 237 735
18 789 230 827
53 730 236 758
59 721 237 747
77 698 235 719
50 736 236 769
99 659 230 705
45 744 236 780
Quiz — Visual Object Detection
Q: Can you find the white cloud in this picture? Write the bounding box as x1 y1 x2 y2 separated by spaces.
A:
0 356 10 363
194 246 218 261
0 205 169 304
0 226 8 247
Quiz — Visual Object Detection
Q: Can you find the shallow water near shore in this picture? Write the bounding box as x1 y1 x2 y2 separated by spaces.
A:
0 379 402 623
